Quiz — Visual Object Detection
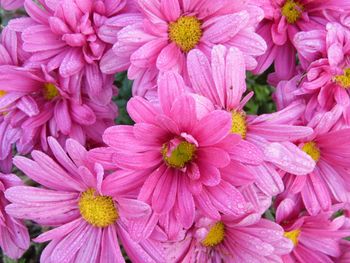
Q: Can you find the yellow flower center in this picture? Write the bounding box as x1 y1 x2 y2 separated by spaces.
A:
0 90 7 97
334 68 350 89
202 222 225 247
231 111 247 139
43 83 59 100
168 16 202 53
162 141 196 169
281 0 303 24
78 188 118 228
284 229 301 246
301 141 321 162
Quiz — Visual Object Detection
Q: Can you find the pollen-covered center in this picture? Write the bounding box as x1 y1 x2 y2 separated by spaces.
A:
284 229 301 246
334 68 350 89
231 111 247 139
202 222 225 247
302 141 320 162
169 16 202 53
0 90 7 97
43 83 59 100
79 188 118 228
281 0 303 24
162 140 196 169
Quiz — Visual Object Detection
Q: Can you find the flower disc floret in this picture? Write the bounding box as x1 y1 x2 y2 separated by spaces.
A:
169 16 202 53
231 111 247 139
281 0 303 24
79 188 118 227
202 222 225 247
43 83 59 100
334 68 350 89
284 229 301 246
301 142 320 162
162 141 196 169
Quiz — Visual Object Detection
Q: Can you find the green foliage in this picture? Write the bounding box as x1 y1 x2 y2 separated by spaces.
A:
114 72 134 125
245 71 276 115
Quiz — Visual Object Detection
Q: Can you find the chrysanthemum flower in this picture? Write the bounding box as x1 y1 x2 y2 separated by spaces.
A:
283 127 350 215
93 70 249 236
8 0 139 104
6 137 162 263
0 0 23 10
186 45 315 205
102 0 266 96
0 65 117 154
166 212 293 262
338 240 350 263
0 27 31 173
276 198 350 262
252 0 350 82
292 22 350 122
0 173 30 259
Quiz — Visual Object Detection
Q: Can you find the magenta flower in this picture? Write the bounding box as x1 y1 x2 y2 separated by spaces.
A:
283 127 350 215
0 27 32 173
338 240 350 263
276 198 350 262
102 0 266 96
0 65 117 154
94 70 249 236
6 137 162 263
292 22 350 122
0 173 29 259
8 0 139 104
166 212 293 262
186 45 315 207
253 0 349 82
0 0 23 10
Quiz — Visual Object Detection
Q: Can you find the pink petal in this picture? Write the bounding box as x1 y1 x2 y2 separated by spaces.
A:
192 110 231 146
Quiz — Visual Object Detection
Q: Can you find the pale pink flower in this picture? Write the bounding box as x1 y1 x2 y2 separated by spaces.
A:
0 0 23 10
8 0 139 104
252 0 349 81
166 212 293 262
283 127 350 215
186 45 315 207
276 198 350 262
0 65 117 155
102 0 266 96
0 173 30 259
91 70 250 237
6 137 162 263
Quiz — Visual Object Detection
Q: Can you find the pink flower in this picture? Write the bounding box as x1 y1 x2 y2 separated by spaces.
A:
338 240 350 263
166 212 293 262
253 0 349 82
0 0 23 10
186 45 315 207
102 0 266 96
0 27 31 172
276 198 350 262
0 65 117 154
0 173 29 259
9 0 139 104
92 70 250 237
283 127 350 215
0 26 30 67
292 22 350 123
6 137 162 263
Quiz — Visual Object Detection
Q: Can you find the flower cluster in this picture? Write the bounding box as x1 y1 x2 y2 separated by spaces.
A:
0 0 350 262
